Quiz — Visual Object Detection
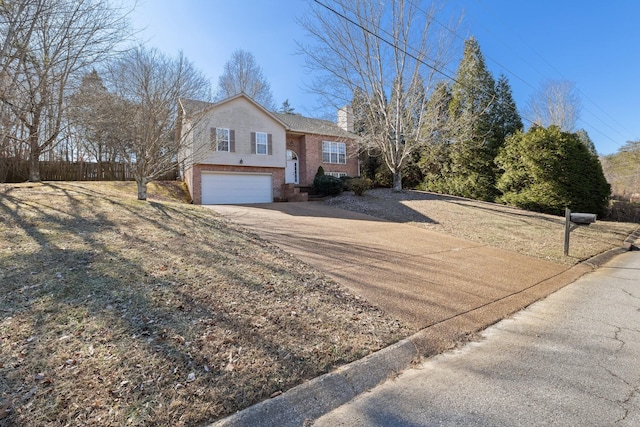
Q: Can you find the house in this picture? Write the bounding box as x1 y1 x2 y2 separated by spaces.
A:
177 93 359 204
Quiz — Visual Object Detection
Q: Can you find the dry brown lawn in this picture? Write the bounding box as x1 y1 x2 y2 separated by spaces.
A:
0 182 410 426
326 189 639 264
1 183 637 426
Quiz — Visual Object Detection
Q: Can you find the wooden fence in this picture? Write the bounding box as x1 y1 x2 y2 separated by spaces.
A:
0 158 178 183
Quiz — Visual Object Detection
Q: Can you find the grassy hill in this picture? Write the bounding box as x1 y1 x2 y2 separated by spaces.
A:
1 181 637 426
0 182 410 426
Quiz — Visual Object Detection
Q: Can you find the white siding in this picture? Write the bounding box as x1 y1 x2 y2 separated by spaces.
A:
196 97 286 168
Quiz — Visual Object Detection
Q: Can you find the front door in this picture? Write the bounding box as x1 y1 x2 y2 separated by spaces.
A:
285 150 299 184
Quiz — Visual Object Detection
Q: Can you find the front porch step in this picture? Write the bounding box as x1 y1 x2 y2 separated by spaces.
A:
307 193 326 201
281 183 309 202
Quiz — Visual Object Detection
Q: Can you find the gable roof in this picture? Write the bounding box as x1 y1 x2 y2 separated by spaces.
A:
180 94 355 139
179 98 213 117
179 93 288 128
273 112 354 139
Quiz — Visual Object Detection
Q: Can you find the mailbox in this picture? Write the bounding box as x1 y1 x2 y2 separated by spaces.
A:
570 212 597 225
564 209 596 256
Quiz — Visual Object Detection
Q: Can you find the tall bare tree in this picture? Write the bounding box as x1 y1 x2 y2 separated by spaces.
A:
0 0 45 180
68 70 121 173
0 0 130 181
103 47 211 200
526 79 581 132
298 0 457 191
216 49 275 110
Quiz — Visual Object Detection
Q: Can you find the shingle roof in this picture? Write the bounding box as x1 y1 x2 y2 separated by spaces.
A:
273 112 353 139
179 98 213 117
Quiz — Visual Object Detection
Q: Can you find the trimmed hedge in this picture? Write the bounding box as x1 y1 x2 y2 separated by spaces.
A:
313 174 344 196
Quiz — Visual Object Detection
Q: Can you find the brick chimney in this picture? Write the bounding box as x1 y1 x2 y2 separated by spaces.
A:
337 106 354 133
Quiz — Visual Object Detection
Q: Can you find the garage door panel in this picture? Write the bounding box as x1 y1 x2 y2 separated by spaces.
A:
201 172 272 204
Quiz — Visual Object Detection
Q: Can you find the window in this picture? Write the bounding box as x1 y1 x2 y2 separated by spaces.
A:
251 132 272 155
322 141 346 164
256 132 268 155
325 172 348 178
213 128 231 152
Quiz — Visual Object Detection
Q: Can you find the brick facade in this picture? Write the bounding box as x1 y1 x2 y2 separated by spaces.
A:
295 134 359 186
180 94 360 204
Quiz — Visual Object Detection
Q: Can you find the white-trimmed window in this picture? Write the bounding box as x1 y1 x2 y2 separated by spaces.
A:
212 127 235 152
256 132 268 155
322 141 346 164
251 132 272 155
326 172 348 178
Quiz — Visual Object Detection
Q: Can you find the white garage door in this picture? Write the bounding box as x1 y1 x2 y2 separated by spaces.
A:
201 172 273 204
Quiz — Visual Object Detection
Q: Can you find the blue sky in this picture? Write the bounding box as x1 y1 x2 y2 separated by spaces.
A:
129 0 640 155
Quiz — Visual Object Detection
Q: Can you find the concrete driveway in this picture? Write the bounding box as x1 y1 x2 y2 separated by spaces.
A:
313 251 640 426
210 202 591 351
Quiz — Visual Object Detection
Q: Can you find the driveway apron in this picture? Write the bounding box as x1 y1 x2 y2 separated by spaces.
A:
209 203 590 336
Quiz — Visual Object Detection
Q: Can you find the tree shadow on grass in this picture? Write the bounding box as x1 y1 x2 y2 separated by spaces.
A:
0 184 407 426
445 199 565 227
252 190 441 225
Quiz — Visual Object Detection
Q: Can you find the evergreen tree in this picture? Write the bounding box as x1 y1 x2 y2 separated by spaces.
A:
68 70 121 169
496 126 610 217
439 37 497 200
279 99 295 114
575 129 597 154
352 87 383 183
419 80 454 190
492 74 523 147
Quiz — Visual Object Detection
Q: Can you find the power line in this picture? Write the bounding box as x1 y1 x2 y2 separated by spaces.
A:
406 0 630 147
470 0 636 146
311 0 537 127
405 0 538 94
311 0 460 84
314 0 639 150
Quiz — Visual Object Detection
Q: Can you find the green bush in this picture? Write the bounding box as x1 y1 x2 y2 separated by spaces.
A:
496 126 611 217
374 164 393 188
313 175 343 196
349 177 372 196
315 166 325 178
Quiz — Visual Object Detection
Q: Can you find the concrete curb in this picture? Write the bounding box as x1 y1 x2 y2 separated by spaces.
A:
623 225 640 250
209 227 640 427
582 224 640 268
210 338 420 427
208 268 591 427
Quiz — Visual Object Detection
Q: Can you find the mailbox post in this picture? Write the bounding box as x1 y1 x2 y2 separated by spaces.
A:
564 208 597 256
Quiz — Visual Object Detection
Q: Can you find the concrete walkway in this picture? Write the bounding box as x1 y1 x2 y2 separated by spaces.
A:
208 202 595 426
314 251 640 426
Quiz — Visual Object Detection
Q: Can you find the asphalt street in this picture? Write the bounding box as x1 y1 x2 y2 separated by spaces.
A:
313 251 640 427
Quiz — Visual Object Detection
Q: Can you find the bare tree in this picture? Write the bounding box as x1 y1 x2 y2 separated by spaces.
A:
526 79 581 132
103 47 211 200
0 0 46 180
69 71 119 158
216 49 275 110
298 0 457 191
0 0 130 181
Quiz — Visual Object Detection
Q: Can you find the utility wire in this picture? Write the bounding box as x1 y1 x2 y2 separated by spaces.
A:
471 0 636 145
315 0 634 148
312 0 537 127
311 0 459 84
407 0 630 147
405 0 538 94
